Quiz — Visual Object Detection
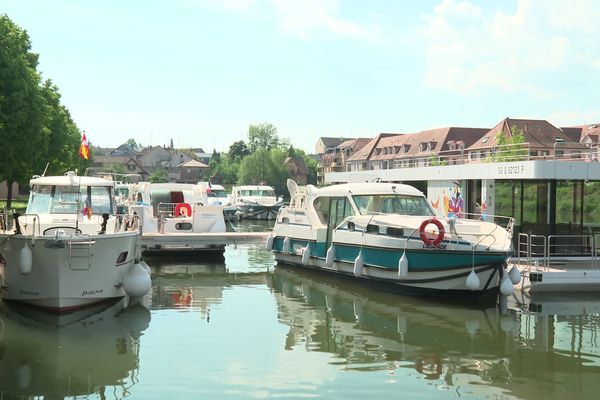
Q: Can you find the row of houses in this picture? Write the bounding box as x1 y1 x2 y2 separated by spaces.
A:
1 142 312 199
315 118 600 184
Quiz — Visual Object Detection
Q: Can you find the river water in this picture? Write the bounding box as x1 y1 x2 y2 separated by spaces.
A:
1 223 600 399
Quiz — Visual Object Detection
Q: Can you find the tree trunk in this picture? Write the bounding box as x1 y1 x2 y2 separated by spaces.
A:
6 180 13 210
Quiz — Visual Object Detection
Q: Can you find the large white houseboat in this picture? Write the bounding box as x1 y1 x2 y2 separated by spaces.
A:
269 179 515 300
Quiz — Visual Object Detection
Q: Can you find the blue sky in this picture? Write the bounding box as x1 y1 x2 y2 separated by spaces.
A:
2 0 599 153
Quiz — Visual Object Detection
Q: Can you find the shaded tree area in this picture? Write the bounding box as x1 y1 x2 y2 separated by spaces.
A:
210 123 317 196
0 14 85 208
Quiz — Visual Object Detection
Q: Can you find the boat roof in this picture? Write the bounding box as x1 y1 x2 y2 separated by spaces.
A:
30 175 115 187
237 185 275 190
314 182 425 197
139 182 198 191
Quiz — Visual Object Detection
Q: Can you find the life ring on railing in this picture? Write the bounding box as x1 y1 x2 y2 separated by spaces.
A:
419 218 445 246
174 203 192 218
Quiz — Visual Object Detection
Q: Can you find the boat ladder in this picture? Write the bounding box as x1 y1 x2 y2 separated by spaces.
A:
68 233 94 270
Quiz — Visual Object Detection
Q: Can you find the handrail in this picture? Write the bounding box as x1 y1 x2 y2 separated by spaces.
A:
68 233 93 270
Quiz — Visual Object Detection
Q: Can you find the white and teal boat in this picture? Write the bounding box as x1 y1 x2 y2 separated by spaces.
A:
268 179 516 300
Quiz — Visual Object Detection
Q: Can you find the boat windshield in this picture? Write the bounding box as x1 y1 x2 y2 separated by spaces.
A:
208 189 228 198
240 189 275 197
352 194 434 216
26 185 114 215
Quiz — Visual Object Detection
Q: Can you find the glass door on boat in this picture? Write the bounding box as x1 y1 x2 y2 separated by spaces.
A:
324 197 353 249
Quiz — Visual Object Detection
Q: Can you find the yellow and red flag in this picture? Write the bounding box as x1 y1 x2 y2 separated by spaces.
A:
79 132 90 160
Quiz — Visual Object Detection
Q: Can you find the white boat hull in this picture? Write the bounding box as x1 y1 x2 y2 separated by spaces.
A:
0 231 139 312
274 251 503 299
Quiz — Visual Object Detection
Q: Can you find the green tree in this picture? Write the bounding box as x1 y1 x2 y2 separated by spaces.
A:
228 140 249 162
248 123 280 152
124 138 141 151
0 14 46 208
495 125 528 161
149 168 168 183
40 80 82 176
238 148 290 195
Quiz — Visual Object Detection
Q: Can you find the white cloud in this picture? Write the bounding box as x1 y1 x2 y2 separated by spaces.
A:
269 0 375 39
546 110 600 126
421 0 599 96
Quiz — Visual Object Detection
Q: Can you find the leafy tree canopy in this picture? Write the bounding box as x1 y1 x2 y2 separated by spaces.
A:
248 123 280 152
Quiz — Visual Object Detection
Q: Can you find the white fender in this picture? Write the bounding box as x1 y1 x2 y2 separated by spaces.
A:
283 236 290 253
508 265 521 285
500 275 514 296
398 251 408 278
465 320 480 338
325 245 335 267
123 261 152 298
19 243 32 275
17 364 31 389
265 233 274 251
466 268 480 290
353 251 364 277
302 244 311 265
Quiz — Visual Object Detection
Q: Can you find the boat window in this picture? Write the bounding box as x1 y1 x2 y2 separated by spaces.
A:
352 194 434 216
240 189 275 197
26 185 53 214
208 189 228 198
88 186 114 214
27 185 114 215
313 197 331 224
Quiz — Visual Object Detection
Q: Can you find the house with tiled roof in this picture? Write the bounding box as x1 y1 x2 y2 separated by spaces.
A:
285 157 309 185
315 137 354 155
346 134 399 172
178 159 210 183
468 118 586 162
317 138 371 184
562 123 600 148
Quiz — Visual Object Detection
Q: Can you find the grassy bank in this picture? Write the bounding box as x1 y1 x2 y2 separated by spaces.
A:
0 200 28 213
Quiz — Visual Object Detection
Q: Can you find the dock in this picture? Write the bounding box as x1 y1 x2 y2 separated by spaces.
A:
139 231 270 252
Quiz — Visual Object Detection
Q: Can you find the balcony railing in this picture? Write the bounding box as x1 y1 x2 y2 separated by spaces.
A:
388 142 597 169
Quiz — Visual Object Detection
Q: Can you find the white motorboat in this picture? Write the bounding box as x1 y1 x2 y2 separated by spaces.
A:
268 179 517 301
0 172 151 313
231 185 283 220
128 182 226 253
198 182 237 219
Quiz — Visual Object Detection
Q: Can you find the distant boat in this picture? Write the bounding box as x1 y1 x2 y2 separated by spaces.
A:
0 172 151 313
127 182 227 253
268 179 516 300
231 185 283 220
198 182 237 219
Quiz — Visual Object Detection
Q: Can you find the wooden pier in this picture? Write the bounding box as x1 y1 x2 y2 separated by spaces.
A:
139 231 270 252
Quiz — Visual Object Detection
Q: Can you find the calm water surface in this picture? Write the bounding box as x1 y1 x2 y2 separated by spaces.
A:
1 222 600 399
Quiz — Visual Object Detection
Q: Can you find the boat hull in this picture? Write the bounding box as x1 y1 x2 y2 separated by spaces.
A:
237 204 280 220
0 231 139 313
272 237 506 300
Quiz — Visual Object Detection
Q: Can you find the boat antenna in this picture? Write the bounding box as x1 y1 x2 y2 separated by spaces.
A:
41 162 49 177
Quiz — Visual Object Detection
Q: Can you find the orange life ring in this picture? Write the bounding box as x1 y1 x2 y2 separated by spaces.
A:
419 218 445 246
174 203 192 218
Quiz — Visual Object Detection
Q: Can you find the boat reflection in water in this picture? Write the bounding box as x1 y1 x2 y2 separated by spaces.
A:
0 298 151 399
269 266 600 399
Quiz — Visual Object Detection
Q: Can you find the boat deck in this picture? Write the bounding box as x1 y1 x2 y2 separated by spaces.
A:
139 231 270 252
511 258 600 293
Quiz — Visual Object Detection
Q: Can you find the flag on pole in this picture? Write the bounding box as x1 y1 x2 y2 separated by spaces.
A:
79 132 90 160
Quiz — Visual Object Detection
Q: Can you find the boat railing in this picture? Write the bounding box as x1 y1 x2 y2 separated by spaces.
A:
68 233 93 270
0 211 8 233
516 233 596 271
440 213 515 250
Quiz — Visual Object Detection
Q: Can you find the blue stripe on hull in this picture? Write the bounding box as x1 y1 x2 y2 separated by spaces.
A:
273 263 501 303
272 237 507 272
